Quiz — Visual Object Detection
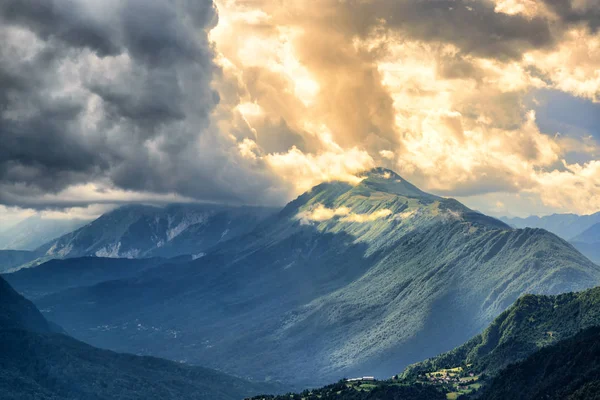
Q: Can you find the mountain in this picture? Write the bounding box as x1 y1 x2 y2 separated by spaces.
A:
573 223 600 244
0 274 282 400
0 250 39 273
37 203 276 260
248 380 446 400
251 319 600 400
0 273 58 333
500 212 600 241
570 223 600 264
0 215 89 251
501 213 600 264
3 257 176 299
571 242 600 265
272 286 600 399
479 326 600 400
32 168 600 385
402 285 600 379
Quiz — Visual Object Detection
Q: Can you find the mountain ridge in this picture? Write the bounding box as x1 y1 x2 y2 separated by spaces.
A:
34 203 277 261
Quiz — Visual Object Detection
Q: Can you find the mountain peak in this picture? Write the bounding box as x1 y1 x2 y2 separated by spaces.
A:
358 167 440 200
363 167 402 179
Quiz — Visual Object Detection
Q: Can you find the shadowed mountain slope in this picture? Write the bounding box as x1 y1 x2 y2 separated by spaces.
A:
0 274 57 333
3 257 175 299
479 326 600 400
0 250 39 273
0 275 282 400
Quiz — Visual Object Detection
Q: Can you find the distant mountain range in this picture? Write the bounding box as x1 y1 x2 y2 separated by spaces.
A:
38 203 276 260
12 168 600 386
501 213 600 264
500 213 600 240
0 274 282 400
0 203 276 272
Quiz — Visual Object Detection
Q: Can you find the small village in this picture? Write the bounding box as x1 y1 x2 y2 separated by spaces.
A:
345 377 376 383
418 366 483 399
340 367 484 400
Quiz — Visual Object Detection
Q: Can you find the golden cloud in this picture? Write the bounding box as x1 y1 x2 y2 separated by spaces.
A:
296 204 392 224
209 0 600 214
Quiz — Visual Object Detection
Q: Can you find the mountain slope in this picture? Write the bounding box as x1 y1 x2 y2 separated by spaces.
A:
571 223 600 264
0 250 39 273
0 216 89 251
252 321 600 400
501 214 600 264
0 275 282 400
402 285 600 379
282 287 600 399
37 203 276 259
573 222 600 244
0 330 281 400
3 257 174 299
0 274 57 333
479 326 600 400
34 168 600 385
572 242 600 265
248 380 446 400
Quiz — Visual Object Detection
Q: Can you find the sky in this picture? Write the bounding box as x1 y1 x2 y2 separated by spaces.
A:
1 0 600 223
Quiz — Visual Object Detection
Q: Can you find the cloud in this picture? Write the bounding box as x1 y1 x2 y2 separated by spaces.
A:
264 146 375 195
341 209 393 223
542 0 600 31
0 0 290 210
531 159 600 213
2 0 600 218
379 150 395 160
0 0 219 206
296 204 392 224
297 205 351 224
208 0 600 214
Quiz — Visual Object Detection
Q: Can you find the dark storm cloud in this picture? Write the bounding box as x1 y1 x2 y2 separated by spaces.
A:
0 28 108 194
542 0 600 32
331 0 556 60
0 0 119 56
0 0 217 61
0 0 284 209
